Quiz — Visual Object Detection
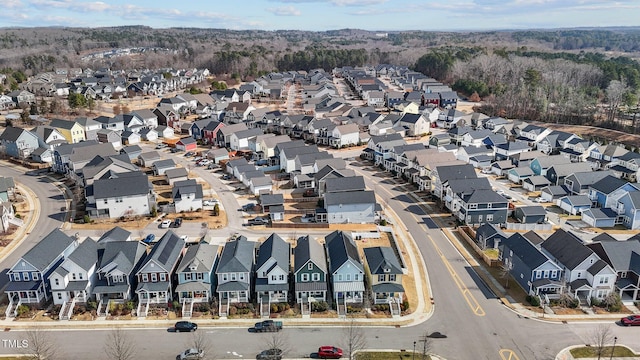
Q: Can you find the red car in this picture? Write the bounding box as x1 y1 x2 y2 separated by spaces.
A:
621 315 640 326
318 346 343 359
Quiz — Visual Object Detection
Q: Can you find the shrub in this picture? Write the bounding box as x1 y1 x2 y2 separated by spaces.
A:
172 301 181 312
83 215 91 224
602 293 622 312
195 302 210 313
311 301 329 312
86 300 97 311
228 306 237 315
271 303 279 313
590 297 601 307
151 206 158 217
379 219 387 226
17 304 31 318
277 303 289 313
526 295 540 307
373 304 389 312
401 299 409 311
125 301 135 311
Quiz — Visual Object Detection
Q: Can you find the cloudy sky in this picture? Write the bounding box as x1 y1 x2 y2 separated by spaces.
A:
3 0 640 31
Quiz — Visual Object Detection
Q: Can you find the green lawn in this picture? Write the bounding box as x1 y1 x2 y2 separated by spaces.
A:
570 346 637 358
356 351 431 360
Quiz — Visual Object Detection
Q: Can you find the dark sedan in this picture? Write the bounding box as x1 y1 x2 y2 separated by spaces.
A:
174 321 198 332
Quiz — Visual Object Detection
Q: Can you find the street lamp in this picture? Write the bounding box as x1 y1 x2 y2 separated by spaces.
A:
610 336 617 360
413 341 416 360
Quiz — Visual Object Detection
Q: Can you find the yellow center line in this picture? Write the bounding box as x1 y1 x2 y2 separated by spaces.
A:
499 349 520 360
428 235 485 317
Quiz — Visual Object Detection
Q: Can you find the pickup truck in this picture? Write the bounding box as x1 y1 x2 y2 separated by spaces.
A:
253 320 282 332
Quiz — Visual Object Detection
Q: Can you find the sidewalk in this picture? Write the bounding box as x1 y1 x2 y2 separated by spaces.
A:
556 345 639 360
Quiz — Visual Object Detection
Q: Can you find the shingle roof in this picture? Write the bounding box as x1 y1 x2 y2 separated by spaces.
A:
590 176 628 194
21 229 75 272
138 230 185 272
294 236 327 274
325 231 363 274
256 233 290 271
216 236 255 273
66 238 98 271
92 172 150 199
462 189 507 204
325 190 375 206
98 226 131 243
587 259 609 275
541 229 594 270
97 240 147 276
260 193 284 206
177 243 219 273
364 247 402 275
434 164 477 183
588 239 640 273
325 176 366 193
502 233 552 270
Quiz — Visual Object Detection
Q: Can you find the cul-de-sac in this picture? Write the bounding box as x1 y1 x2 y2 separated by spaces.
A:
1 4 640 360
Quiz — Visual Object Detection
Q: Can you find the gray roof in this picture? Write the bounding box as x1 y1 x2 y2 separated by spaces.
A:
177 243 219 273
434 164 477 183
587 239 640 274
510 167 535 176
260 193 284 206
590 176 629 194
533 155 572 168
256 233 290 272
541 185 570 196
325 176 366 193
68 143 118 163
475 223 507 242
325 190 375 206
524 175 551 186
20 229 75 272
165 167 189 179
172 179 203 200
447 178 491 195
92 172 150 199
517 205 547 216
97 240 147 276
587 259 609 275
294 236 327 274
541 229 594 270
250 176 273 187
560 195 592 207
502 233 552 270
372 282 405 293
66 238 98 271
549 162 593 178
138 151 161 162
325 230 363 274
138 230 185 272
216 236 255 273
0 177 15 192
462 189 507 204
0 127 31 142
363 246 402 275
523 231 545 246
98 226 131 243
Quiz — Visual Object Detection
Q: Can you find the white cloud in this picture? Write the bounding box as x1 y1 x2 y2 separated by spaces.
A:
267 5 302 16
6 0 24 8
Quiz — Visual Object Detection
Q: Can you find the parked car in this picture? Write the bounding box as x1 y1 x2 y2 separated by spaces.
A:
203 199 218 206
535 197 546 203
185 152 195 157
142 234 155 244
170 148 181 153
173 217 183 228
222 174 232 180
177 348 204 360
302 189 316 197
301 214 316 223
241 203 256 212
174 321 198 332
193 156 203 162
253 320 282 332
198 159 211 166
621 315 640 326
180 235 190 243
156 143 168 149
160 219 172 229
317 346 343 359
207 163 220 170
247 217 269 226
256 349 282 360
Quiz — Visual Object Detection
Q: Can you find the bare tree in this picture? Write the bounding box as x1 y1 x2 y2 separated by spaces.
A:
103 327 136 360
418 331 433 360
185 331 216 360
21 326 59 360
606 80 628 123
499 263 511 289
589 325 613 360
340 317 367 360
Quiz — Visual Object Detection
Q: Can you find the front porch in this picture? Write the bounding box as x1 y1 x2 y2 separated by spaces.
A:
176 282 211 303
617 279 640 304
372 283 405 305
333 282 365 304
5 281 47 304
570 279 594 305
295 282 327 303
532 279 564 298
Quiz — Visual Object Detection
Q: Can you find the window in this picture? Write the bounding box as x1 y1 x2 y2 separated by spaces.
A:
21 273 29 281
302 274 309 282
346 274 351 281
160 273 166 281
54 278 59 286
72 273 76 280
57 293 62 300
271 275 277 281
79 273 83 280
115 197 123 203
279 275 285 281
551 270 557 278
487 203 493 209
151 273 157 282
354 274 359 281
239 274 244 281
577 272 582 278
378 275 386 282
185 273 192 281
599 277 609 284
231 273 237 281
468 204 478 210
142 274 148 282
104 199 108 205
486 214 493 222
222 274 228 282
196 273 204 281
32 273 38 281
308 263 313 270
312 273 320 281
621 272 628 278
389 274 396 282
337 274 343 281
478 215 483 223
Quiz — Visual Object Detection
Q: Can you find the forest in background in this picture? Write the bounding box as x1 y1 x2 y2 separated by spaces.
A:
2 26 640 132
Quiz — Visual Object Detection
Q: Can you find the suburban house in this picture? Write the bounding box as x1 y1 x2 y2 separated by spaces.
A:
49 118 86 144
49 238 98 320
137 151 162 168
92 240 147 315
165 168 189 186
153 159 177 176
86 171 154 218
5 229 78 315
363 246 405 315
325 230 365 311
0 177 16 202
325 190 376 224
329 123 360 149
255 234 291 316
475 223 507 250
541 229 616 304
216 236 255 316
499 233 563 297
456 189 509 226
293 235 328 307
514 205 547 224
175 243 219 317
135 231 185 316
176 137 197 152
588 237 640 303
172 179 203 213
0 127 40 159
